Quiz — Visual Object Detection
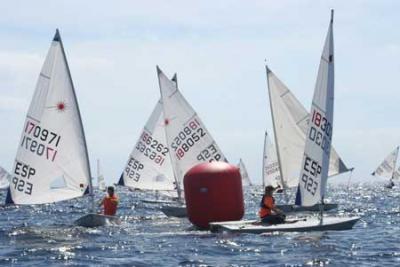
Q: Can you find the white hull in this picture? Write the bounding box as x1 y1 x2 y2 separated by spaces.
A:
161 205 187 218
75 213 121 227
210 216 360 234
142 198 176 205
277 203 338 213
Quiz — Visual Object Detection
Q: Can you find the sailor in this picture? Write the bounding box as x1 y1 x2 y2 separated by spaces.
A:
259 185 285 224
99 186 119 216
275 184 284 193
386 179 395 189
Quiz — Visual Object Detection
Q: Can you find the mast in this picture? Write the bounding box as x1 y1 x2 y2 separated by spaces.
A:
56 29 94 213
319 9 335 224
262 131 267 188
158 68 183 201
97 159 100 187
97 158 104 190
265 65 289 204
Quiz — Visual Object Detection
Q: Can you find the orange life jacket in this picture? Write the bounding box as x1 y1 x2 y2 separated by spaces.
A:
258 195 275 218
103 195 119 216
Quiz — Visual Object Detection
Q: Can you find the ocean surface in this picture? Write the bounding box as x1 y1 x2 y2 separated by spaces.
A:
0 183 399 267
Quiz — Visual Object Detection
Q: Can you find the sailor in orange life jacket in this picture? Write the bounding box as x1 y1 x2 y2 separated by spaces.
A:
99 186 119 216
259 185 286 224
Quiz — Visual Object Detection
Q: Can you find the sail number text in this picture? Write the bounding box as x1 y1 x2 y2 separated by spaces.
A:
309 110 331 155
124 157 144 182
136 131 169 166
265 162 279 175
21 120 60 161
11 161 35 195
196 144 222 162
301 156 320 196
172 119 207 160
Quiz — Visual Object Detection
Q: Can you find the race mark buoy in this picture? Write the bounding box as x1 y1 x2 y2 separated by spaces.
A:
184 161 244 229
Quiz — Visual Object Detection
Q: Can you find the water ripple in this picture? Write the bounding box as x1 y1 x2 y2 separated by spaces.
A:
0 183 399 266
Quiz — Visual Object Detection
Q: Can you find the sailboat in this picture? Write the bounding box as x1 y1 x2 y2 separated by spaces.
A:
211 11 359 233
4 29 115 227
97 159 106 192
372 146 399 189
264 45 353 212
157 66 227 217
117 75 179 205
238 159 252 186
0 166 11 189
263 131 282 189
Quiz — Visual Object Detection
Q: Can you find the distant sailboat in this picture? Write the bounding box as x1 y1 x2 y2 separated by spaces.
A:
262 131 282 189
212 11 359 233
238 159 252 186
372 146 399 189
157 66 227 217
4 30 115 227
97 159 106 192
0 166 11 189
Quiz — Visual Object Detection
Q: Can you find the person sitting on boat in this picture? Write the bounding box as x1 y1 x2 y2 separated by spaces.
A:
99 186 119 216
386 179 395 189
275 184 284 194
259 185 285 224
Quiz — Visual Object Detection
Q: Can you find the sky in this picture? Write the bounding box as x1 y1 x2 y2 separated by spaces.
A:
0 0 399 185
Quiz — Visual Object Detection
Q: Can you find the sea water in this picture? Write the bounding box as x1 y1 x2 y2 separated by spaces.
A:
0 183 399 266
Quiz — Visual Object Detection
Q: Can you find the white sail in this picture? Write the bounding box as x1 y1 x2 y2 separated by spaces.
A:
372 146 399 180
266 64 348 189
296 11 335 206
6 30 92 205
118 99 176 191
238 159 252 186
97 159 106 191
0 166 11 189
157 66 227 195
262 132 282 188
392 166 400 181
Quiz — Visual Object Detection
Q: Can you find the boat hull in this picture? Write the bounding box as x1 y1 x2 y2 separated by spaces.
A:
276 203 338 213
161 205 187 218
75 213 121 227
142 199 176 205
210 216 360 234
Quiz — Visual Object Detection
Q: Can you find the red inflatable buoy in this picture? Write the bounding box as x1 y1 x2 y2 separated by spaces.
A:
183 161 244 229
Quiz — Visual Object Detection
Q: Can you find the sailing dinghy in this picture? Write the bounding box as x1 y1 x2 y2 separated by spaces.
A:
372 146 399 189
0 166 11 189
97 159 106 192
117 75 179 205
262 131 281 189
238 159 252 186
211 11 359 233
4 30 118 227
261 132 334 212
157 66 227 217
264 40 354 212
210 216 359 233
